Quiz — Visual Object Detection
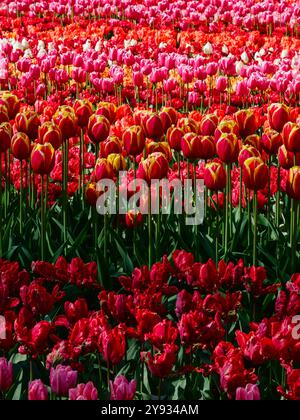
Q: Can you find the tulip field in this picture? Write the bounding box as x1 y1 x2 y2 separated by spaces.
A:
1 0 300 402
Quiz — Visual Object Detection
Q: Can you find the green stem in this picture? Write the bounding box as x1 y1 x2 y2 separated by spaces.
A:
0 153 2 257
216 193 219 263
20 161 23 236
193 163 199 259
275 165 280 228
148 188 153 268
239 167 243 219
41 175 45 261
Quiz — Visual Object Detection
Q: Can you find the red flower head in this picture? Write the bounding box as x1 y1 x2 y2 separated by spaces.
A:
0 122 12 153
85 182 100 205
137 152 169 183
74 99 93 128
100 327 126 365
100 136 122 158
282 122 300 153
146 141 172 161
214 119 239 142
268 103 290 132
286 166 300 200
0 104 9 124
38 121 62 150
11 132 31 160
88 114 110 144
145 319 178 350
244 134 262 152
216 133 239 163
278 145 300 169
107 153 127 173
0 92 20 119
95 158 114 181
53 106 78 140
166 126 184 151
243 157 268 191
204 161 227 191
261 128 282 155
31 143 55 175
141 113 164 140
15 109 40 140
143 343 178 378
96 102 117 124
238 145 261 167
123 125 145 156
200 114 219 136
159 107 178 132
177 117 199 135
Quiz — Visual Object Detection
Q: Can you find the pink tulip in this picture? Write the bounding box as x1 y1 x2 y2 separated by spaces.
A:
110 376 137 401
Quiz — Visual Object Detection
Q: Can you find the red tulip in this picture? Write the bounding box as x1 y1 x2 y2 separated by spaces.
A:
0 122 12 153
123 125 145 156
146 141 172 161
95 158 114 181
215 119 239 141
200 114 219 136
268 103 290 132
141 113 164 140
286 166 300 200
234 109 258 138
261 129 282 154
278 145 300 169
15 109 40 140
100 327 126 365
0 104 9 124
238 145 261 167
204 162 227 191
38 121 62 150
243 157 268 191
96 102 117 124
88 114 110 143
216 133 239 163
11 132 31 160
177 117 199 134
166 126 184 151
137 152 169 183
31 143 55 175
282 122 300 153
125 210 143 228
53 106 78 140
74 99 93 128
85 182 100 205
159 107 178 132
0 92 20 119
100 136 122 158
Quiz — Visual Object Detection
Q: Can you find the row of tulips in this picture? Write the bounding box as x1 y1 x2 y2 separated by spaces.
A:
0 94 299 273
0 251 300 400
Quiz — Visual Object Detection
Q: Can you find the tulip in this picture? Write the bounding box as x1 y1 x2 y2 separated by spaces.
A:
177 117 199 135
74 99 93 128
107 153 127 173
216 76 227 92
261 129 282 155
53 106 78 140
238 145 261 167
244 134 262 152
286 166 300 201
50 365 78 397
11 132 31 160
141 113 164 140
268 103 290 132
234 109 258 138
0 104 9 124
236 384 260 400
100 328 126 365
110 376 136 400
146 141 172 161
215 119 239 141
159 107 178 132
125 210 143 228
0 122 12 153
204 162 227 191
85 182 100 206
31 143 55 175
216 133 239 164
0 92 20 119
137 152 169 183
28 380 48 400
200 114 218 136
96 102 117 124
123 125 145 156
15 110 40 140
243 157 268 191
282 122 300 153
166 126 184 152
0 357 13 392
38 121 62 150
95 158 114 181
100 136 122 158
278 145 300 169
69 382 98 401
88 114 110 144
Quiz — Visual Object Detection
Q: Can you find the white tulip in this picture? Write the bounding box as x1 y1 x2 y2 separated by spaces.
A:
241 51 249 64
202 42 212 55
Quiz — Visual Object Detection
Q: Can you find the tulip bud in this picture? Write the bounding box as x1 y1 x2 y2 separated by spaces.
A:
177 117 199 135
85 182 100 206
234 109 258 138
166 126 184 152
53 106 78 140
96 102 117 124
0 104 9 124
146 141 172 161
236 384 260 401
74 99 93 128
0 357 13 392
215 119 239 141
286 166 300 200
268 103 289 132
200 114 218 136
100 136 122 158
204 162 227 191
244 134 262 152
50 365 78 397
0 122 12 153
125 210 143 228
282 122 300 153
141 113 164 140
216 133 239 163
15 109 40 140
159 107 178 132
278 145 300 169
243 157 268 191
137 152 169 183
181 133 202 159
31 143 55 175
110 376 136 401
261 129 282 154
107 153 127 173
123 125 145 156
38 121 62 150
88 114 110 144
0 92 20 119
11 132 31 160
238 145 261 167
95 158 114 181
28 380 48 400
